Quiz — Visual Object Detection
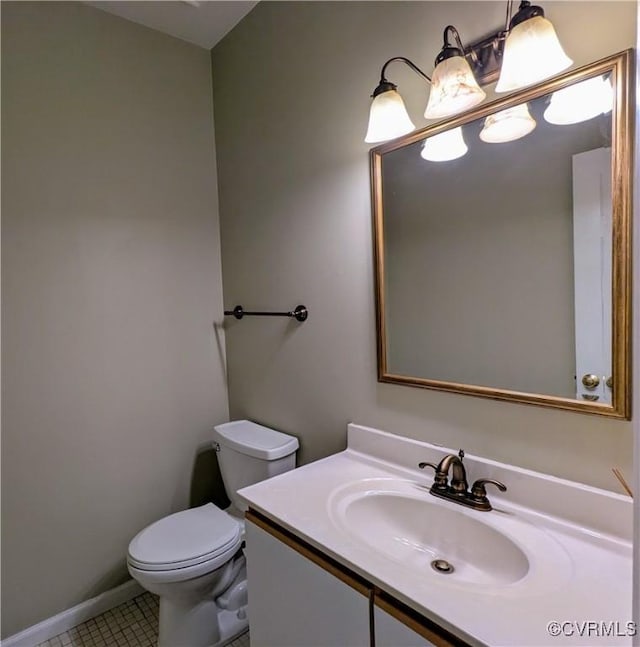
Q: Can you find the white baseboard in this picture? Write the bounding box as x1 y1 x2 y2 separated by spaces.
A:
1 579 144 647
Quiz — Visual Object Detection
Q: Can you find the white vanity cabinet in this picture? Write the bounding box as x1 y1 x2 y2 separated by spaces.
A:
245 515 370 647
245 511 467 647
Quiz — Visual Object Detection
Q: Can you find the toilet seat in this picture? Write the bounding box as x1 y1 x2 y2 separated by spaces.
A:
128 503 241 572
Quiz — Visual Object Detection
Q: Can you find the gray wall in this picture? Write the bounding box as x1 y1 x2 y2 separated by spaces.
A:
212 2 635 489
1 2 228 637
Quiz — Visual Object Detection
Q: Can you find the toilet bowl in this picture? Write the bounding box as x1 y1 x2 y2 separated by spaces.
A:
127 420 298 647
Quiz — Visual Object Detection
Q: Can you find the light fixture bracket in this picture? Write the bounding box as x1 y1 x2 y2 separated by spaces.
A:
435 25 466 66
509 0 544 29
435 45 465 66
371 80 398 98
375 57 432 94
464 30 507 86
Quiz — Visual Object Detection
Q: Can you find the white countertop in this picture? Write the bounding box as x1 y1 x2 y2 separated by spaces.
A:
239 424 633 647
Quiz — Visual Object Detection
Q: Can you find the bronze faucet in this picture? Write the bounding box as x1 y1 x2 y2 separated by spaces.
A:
419 449 507 511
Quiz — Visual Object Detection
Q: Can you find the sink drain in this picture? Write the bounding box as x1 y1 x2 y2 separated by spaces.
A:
431 559 455 574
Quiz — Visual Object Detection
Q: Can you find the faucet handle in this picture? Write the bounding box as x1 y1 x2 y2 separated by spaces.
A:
418 461 448 490
469 479 507 511
471 478 507 499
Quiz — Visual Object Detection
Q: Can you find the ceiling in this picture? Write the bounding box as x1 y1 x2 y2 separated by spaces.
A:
85 1 258 49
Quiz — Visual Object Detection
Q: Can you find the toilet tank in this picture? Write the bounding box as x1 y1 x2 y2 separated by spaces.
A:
213 420 299 512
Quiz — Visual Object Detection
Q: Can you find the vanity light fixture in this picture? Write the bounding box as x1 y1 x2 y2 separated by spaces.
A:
543 75 613 125
365 0 571 144
420 127 468 162
479 102 536 143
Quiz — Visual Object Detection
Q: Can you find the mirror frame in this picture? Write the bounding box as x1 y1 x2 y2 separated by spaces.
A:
370 50 633 419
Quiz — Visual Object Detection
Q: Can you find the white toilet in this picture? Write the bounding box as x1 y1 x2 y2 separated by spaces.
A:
127 420 299 647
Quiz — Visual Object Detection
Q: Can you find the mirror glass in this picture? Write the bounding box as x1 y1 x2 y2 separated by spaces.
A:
372 52 631 418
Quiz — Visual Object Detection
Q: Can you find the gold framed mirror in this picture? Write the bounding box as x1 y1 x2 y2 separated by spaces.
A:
371 50 632 419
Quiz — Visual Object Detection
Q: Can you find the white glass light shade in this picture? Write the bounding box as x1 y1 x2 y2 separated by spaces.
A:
480 102 536 143
495 15 572 93
424 56 486 120
543 76 613 125
364 89 416 143
420 127 468 162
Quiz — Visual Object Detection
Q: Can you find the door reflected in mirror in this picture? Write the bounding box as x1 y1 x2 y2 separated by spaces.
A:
371 51 631 418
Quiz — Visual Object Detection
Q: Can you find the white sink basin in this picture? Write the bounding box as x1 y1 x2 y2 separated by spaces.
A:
328 478 572 594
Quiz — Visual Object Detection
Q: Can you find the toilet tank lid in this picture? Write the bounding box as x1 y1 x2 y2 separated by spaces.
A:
213 420 299 460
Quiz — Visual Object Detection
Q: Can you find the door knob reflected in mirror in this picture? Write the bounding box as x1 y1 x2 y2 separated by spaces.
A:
606 376 613 389
581 373 600 390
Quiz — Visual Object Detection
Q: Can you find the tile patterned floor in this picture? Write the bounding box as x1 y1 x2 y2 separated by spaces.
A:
36 592 250 647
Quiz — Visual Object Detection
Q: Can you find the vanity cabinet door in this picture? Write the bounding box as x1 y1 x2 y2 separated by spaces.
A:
373 593 466 647
245 515 371 647
374 606 437 647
